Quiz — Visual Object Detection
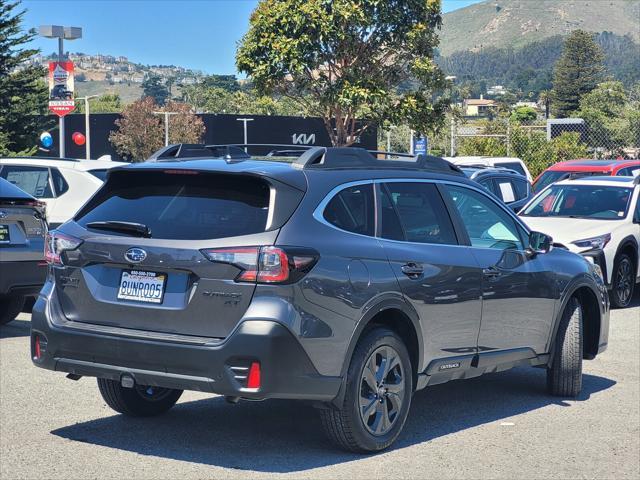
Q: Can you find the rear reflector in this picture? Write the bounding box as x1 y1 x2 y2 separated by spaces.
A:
34 337 41 359
33 334 47 360
247 362 261 389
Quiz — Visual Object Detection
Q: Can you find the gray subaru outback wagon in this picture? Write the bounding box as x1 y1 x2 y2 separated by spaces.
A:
31 146 609 452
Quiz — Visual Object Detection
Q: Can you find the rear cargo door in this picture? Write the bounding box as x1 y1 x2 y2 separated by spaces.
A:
56 169 303 339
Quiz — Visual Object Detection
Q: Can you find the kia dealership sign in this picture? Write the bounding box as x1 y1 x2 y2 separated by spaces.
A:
48 61 75 117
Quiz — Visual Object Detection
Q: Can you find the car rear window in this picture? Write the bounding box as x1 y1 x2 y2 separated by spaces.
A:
75 171 271 240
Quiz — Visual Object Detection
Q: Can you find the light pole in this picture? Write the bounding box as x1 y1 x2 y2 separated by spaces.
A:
153 111 180 146
76 95 98 160
236 118 254 152
39 25 82 158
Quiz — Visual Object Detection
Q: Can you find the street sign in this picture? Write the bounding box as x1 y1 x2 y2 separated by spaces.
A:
48 61 75 117
413 135 428 155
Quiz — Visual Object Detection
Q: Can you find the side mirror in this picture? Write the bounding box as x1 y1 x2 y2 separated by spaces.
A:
528 231 553 255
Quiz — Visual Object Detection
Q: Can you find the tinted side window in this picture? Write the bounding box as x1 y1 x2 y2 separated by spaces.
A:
324 184 375 236
0 166 53 198
51 168 69 196
478 179 495 194
381 182 457 245
635 193 640 222
494 178 516 203
444 184 523 250
617 166 640 177
512 178 530 200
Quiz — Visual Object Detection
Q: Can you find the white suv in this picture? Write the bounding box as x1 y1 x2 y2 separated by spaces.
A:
0 157 126 227
446 156 533 183
520 176 640 308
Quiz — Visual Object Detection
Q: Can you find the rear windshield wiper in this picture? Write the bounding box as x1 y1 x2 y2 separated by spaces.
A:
85 221 152 238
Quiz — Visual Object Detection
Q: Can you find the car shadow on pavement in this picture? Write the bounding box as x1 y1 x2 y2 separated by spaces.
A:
0 318 30 339
51 367 615 473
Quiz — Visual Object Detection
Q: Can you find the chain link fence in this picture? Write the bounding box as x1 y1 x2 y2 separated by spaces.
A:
449 117 640 178
379 116 640 179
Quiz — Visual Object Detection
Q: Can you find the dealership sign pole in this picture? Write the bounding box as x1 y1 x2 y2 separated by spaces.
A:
39 26 82 158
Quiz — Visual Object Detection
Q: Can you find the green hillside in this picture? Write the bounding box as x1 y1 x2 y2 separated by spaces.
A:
439 0 640 56
75 80 143 104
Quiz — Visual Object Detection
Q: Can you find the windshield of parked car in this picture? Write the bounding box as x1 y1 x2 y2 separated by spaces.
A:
521 184 633 220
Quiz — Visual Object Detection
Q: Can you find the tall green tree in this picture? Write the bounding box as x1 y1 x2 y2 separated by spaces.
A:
237 0 450 146
141 74 169 106
551 30 605 118
0 0 50 155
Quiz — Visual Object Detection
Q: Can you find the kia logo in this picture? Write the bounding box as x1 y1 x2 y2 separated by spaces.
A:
124 248 147 263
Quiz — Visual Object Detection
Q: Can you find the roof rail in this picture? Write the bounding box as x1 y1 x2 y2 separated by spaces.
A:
293 147 464 175
146 143 313 162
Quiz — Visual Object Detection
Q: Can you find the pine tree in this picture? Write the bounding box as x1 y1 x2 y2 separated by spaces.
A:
551 30 605 118
0 0 50 155
141 75 169 106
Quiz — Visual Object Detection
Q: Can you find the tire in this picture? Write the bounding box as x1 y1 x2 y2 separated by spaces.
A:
0 295 25 326
547 297 583 397
610 253 636 309
97 378 183 417
320 328 413 452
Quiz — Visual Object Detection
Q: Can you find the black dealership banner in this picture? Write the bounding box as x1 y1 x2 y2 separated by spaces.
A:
37 113 377 161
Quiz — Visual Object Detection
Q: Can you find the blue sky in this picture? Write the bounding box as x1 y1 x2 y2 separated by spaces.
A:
22 0 483 74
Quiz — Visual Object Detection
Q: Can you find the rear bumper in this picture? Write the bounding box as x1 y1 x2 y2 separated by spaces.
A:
30 289 341 401
0 261 47 296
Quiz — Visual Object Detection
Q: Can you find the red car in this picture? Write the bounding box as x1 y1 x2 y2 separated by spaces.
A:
533 159 640 193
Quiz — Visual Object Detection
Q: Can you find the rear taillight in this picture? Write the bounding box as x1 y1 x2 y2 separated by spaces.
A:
44 231 83 266
200 246 318 284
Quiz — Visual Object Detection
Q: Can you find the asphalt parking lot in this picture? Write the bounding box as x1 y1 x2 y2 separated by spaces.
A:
1 295 639 480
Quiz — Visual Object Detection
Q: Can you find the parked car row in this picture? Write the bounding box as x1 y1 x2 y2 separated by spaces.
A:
0 147 636 454
0 156 125 324
450 156 639 307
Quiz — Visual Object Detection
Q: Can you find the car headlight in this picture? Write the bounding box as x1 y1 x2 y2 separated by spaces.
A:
572 234 611 250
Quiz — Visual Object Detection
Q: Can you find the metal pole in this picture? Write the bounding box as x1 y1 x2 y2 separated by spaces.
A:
58 37 65 158
164 113 169 146
409 130 414 155
450 117 456 157
84 97 90 160
236 118 254 152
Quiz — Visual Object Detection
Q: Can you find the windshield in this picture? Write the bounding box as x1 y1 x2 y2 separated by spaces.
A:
522 184 632 220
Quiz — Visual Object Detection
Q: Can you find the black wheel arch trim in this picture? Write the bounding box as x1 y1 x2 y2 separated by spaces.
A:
329 295 423 408
546 275 603 364
613 235 638 274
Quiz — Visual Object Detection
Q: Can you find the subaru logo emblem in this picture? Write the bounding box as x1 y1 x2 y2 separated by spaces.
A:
124 247 147 263
0 211 6 219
